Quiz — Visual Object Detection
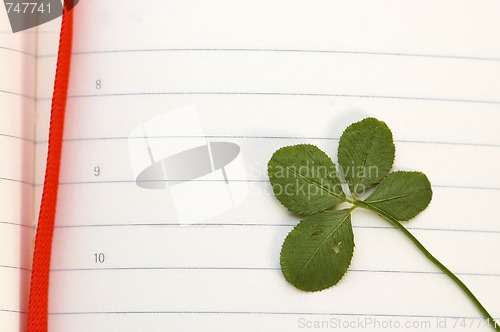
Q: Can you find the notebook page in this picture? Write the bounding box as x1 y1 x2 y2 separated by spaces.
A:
34 1 500 331
0 12 36 332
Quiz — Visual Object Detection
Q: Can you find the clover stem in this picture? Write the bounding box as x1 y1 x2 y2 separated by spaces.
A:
355 200 499 332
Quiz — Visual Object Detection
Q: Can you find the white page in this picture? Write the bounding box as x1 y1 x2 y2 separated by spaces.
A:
33 1 500 331
0 7 60 332
0 10 36 332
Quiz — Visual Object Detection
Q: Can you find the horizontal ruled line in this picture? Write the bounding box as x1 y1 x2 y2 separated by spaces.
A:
0 177 35 186
53 222 296 228
0 133 34 143
4 263 499 278
0 264 31 272
52 222 500 235
46 267 500 278
51 266 279 272
0 89 35 100
434 184 500 191
0 220 35 229
0 308 27 315
32 134 500 149
48 178 500 192
0 45 36 57
38 47 500 63
53 91 500 105
31 175 500 193
33 180 500 192
371 225 500 235
46 310 491 321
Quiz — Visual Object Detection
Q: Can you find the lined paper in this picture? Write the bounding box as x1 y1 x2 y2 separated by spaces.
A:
31 1 500 331
0 13 36 332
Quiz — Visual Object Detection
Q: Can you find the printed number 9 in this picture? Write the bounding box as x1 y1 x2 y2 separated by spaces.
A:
94 166 100 176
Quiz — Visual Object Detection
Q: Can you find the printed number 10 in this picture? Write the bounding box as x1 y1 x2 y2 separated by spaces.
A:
94 253 105 263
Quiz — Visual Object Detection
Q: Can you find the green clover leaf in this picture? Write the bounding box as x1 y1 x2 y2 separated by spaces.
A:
363 171 432 221
268 117 499 332
280 209 354 292
337 117 395 195
268 144 344 216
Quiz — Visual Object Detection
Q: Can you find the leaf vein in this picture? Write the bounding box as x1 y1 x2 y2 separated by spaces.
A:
293 212 351 283
273 160 343 201
359 121 380 174
365 193 409 204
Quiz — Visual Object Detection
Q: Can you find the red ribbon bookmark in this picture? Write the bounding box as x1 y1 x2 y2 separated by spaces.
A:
26 2 74 332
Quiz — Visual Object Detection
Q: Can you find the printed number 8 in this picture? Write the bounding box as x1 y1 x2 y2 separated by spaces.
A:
96 79 102 89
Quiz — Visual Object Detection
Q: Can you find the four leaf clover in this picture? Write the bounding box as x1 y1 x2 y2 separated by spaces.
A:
268 117 432 291
267 118 498 331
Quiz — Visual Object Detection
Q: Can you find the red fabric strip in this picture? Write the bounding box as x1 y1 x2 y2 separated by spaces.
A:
27 3 74 332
